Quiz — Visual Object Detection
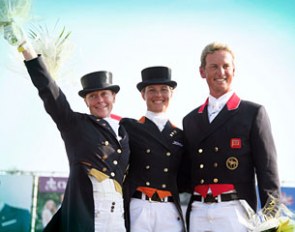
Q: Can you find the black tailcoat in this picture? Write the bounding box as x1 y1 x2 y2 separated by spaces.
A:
24 57 130 232
182 93 280 225
120 117 187 232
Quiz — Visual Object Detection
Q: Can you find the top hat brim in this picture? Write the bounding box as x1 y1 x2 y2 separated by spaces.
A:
136 80 177 91
78 85 120 97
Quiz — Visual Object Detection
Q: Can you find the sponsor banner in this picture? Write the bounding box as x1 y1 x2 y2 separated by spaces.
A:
35 176 68 232
38 176 68 193
0 175 33 232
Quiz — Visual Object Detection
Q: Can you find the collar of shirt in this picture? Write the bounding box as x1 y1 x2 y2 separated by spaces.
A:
145 111 168 131
104 117 121 140
208 90 234 123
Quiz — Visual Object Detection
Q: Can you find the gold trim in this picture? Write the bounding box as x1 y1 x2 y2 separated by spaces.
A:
88 168 122 194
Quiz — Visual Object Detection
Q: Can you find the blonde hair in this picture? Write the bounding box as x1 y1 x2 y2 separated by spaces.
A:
200 42 235 68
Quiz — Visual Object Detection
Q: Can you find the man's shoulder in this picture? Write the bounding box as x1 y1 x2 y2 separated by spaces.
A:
240 99 263 109
183 106 202 120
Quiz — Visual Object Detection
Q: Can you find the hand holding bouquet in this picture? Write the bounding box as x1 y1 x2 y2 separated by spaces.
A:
252 195 295 232
0 0 31 45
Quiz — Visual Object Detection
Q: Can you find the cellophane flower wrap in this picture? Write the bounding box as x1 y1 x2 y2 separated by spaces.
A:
29 21 73 79
250 195 295 232
0 0 32 45
0 0 31 25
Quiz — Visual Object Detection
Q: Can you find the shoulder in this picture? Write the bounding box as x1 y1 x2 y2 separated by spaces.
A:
120 117 138 126
183 107 202 122
240 99 262 108
239 100 266 114
3 204 30 217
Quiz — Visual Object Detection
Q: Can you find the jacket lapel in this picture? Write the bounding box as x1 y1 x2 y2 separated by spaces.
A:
196 93 241 144
138 116 176 150
89 115 122 144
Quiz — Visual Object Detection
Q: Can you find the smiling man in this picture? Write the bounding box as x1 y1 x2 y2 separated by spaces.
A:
120 66 187 232
182 42 280 232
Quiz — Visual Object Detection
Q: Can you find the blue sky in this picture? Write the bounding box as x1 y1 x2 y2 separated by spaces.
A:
0 0 295 184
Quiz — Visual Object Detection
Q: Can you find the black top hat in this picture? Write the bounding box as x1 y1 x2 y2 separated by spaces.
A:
136 66 177 91
78 71 120 97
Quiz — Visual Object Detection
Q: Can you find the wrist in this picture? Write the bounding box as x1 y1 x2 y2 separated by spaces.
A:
17 41 28 53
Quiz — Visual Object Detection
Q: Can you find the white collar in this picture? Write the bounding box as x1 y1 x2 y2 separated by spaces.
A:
209 90 234 110
145 111 168 121
103 117 121 140
145 111 168 131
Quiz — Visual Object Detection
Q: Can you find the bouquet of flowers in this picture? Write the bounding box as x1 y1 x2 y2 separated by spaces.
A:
251 195 295 232
28 21 73 79
0 0 74 80
0 0 32 45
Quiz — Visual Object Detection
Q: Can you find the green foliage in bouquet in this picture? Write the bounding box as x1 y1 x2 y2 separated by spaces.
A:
28 20 72 79
0 0 32 45
252 195 295 232
0 0 31 25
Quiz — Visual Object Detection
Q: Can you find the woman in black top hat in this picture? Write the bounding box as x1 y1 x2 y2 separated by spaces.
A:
120 66 187 232
3 26 130 232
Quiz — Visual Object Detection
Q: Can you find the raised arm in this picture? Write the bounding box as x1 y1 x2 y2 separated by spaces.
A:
3 21 75 130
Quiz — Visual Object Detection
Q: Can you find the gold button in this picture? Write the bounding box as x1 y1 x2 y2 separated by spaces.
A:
146 149 151 153
163 168 168 172
102 154 108 160
102 167 107 172
214 147 219 152
104 141 109 146
146 182 150 186
111 172 115 177
213 162 218 167
166 152 171 156
113 160 118 165
117 149 122 154
213 178 218 183
200 164 204 169
146 165 150 170
162 184 166 188
200 179 204 184
198 149 203 154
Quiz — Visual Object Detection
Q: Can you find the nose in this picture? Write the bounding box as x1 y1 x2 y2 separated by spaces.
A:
216 67 225 76
154 90 162 96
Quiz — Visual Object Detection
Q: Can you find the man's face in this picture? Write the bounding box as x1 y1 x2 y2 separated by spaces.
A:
200 50 235 98
141 84 173 113
84 90 116 118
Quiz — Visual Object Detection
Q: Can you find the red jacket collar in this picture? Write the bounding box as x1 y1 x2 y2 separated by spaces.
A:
138 116 146 123
110 114 121 121
198 93 241 113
